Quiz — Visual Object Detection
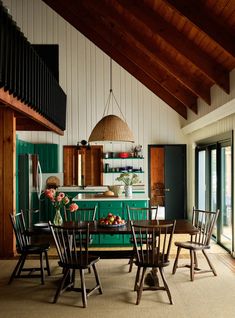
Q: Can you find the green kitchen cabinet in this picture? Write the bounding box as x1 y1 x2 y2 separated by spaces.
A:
16 137 35 214
74 200 100 245
122 200 148 220
99 201 123 246
123 200 148 244
38 196 148 247
77 201 98 210
16 137 35 155
34 143 59 173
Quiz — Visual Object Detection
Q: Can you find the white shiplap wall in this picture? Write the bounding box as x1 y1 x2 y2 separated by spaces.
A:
3 0 187 189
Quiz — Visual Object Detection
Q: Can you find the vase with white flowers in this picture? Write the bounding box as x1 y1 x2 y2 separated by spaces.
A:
115 173 140 197
44 189 79 225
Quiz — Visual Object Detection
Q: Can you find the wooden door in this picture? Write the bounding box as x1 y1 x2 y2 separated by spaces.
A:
148 144 186 219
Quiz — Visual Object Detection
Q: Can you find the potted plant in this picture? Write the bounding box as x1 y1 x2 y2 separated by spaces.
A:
115 173 140 197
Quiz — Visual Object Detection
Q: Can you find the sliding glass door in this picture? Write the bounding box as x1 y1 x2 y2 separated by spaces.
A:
219 144 232 251
196 137 233 253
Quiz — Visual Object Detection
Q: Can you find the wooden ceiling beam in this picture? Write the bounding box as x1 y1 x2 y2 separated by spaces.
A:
80 19 188 118
43 0 210 106
164 0 235 59
81 5 197 112
42 2 187 118
87 0 210 105
114 0 229 94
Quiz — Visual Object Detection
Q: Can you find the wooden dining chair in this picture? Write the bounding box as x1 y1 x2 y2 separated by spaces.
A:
131 220 176 305
127 205 159 272
9 211 51 284
172 207 220 281
64 205 97 222
49 221 103 308
64 205 97 245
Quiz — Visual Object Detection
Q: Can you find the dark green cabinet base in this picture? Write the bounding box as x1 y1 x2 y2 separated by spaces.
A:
39 196 148 247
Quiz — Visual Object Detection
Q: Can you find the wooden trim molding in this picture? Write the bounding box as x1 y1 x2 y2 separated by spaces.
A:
0 88 64 136
0 107 16 257
181 98 235 135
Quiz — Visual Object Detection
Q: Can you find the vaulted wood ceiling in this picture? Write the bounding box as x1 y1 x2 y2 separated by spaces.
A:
43 0 235 119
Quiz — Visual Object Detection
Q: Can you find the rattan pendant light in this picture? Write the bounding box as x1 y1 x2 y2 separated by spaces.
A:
88 59 134 143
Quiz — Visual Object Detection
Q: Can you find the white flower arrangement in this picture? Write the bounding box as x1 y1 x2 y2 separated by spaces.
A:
115 173 140 186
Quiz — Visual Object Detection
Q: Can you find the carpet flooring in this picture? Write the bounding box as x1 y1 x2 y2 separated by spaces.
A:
0 251 235 318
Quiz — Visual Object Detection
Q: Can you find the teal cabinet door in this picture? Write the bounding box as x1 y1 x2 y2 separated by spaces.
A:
123 200 148 244
77 201 97 210
75 200 99 245
99 201 124 246
34 144 59 173
123 200 148 220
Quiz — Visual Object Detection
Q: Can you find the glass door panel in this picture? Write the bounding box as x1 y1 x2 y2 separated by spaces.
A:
196 139 233 253
198 150 206 210
210 149 217 236
219 146 232 251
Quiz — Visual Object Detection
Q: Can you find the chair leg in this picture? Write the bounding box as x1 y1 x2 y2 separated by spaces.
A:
136 267 146 305
40 253 45 285
202 249 217 276
193 250 198 269
159 267 173 305
172 246 181 274
128 246 135 272
190 249 195 281
92 263 103 294
44 251 51 276
134 266 141 291
80 268 87 308
8 254 25 284
53 268 70 303
17 254 27 277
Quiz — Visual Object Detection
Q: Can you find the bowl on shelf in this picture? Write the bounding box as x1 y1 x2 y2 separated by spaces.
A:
119 152 129 158
108 185 124 196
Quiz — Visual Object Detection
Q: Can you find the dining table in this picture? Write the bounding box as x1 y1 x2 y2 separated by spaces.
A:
32 218 197 288
32 219 197 259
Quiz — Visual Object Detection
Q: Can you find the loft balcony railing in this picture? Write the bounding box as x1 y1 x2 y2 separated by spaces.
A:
0 1 66 131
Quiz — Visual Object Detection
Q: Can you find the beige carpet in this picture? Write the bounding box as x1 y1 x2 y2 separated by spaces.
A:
0 251 235 318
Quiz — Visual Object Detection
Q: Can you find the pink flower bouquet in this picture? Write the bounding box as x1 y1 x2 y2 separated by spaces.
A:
44 189 79 212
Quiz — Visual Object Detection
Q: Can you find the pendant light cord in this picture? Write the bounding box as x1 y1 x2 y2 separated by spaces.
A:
102 58 127 122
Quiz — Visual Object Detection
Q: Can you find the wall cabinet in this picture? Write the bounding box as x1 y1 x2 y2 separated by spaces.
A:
34 144 59 173
63 145 103 186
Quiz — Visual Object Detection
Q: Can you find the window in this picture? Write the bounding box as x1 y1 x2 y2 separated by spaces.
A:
196 132 233 253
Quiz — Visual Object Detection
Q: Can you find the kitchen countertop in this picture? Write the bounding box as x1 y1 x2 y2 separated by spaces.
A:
58 186 145 193
73 193 149 201
58 186 108 193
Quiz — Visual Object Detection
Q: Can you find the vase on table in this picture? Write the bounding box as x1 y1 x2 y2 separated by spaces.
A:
125 185 133 197
54 208 63 226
